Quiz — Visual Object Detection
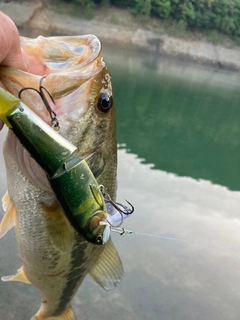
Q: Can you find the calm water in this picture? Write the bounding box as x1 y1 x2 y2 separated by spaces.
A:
1 43 240 319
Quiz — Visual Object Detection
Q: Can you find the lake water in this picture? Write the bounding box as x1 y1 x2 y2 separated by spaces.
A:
1 42 240 319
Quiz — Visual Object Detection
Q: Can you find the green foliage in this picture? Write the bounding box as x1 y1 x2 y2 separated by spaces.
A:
94 0 110 5
53 0 240 39
110 0 135 8
134 0 240 38
167 19 188 38
53 0 96 18
131 0 152 19
151 0 172 19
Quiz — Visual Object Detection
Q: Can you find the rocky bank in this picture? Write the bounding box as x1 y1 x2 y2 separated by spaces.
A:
1 0 240 71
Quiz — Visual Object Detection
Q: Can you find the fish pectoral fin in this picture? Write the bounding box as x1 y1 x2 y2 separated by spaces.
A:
0 191 17 238
31 305 75 320
1 266 31 284
42 202 74 253
88 237 124 291
2 190 10 211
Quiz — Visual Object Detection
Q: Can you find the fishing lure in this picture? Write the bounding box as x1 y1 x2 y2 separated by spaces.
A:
18 78 134 229
0 86 110 245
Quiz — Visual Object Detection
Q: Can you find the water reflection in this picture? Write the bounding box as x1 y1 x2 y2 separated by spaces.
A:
112 148 240 320
1 145 240 319
103 45 240 191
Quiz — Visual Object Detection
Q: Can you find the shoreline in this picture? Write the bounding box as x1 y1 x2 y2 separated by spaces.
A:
1 1 240 71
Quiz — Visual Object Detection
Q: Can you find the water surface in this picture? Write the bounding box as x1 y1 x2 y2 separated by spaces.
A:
1 44 240 320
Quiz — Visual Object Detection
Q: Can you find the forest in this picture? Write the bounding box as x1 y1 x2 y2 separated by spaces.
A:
60 0 240 37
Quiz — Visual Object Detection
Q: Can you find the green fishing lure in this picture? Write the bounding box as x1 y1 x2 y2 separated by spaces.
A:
0 87 110 245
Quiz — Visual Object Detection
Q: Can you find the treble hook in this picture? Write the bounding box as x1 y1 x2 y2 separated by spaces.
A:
99 185 134 215
109 199 134 215
99 185 134 228
18 76 60 130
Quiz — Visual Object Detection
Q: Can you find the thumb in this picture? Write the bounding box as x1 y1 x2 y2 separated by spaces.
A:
0 12 29 71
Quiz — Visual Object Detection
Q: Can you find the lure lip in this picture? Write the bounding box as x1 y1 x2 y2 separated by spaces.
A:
102 224 110 244
99 220 109 226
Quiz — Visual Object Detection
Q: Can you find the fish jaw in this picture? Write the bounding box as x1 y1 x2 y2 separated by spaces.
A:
0 34 105 125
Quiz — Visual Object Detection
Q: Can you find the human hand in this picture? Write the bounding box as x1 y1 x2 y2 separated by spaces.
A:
0 12 29 130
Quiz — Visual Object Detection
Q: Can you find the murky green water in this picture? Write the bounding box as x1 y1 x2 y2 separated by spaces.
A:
108 47 240 191
1 42 240 320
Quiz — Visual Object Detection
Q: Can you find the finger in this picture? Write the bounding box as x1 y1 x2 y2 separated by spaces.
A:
0 12 29 71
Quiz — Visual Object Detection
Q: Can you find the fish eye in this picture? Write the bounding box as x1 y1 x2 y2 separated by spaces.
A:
95 234 103 245
97 93 113 113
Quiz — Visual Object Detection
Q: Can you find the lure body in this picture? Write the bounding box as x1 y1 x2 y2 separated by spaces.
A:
0 88 109 245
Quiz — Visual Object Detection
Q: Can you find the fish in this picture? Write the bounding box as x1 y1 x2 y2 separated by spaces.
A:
0 35 123 320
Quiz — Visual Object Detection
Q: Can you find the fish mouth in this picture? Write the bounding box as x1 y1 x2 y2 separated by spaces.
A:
0 35 105 124
0 35 110 192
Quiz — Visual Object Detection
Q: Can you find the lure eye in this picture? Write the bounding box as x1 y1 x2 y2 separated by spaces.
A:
97 93 113 113
95 234 103 245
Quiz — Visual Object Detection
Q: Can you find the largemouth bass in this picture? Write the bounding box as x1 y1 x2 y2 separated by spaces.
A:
0 35 123 320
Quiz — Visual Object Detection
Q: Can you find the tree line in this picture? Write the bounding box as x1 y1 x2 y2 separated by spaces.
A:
61 0 240 37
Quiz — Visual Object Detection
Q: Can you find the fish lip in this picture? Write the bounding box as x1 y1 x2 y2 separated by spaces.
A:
0 34 105 124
